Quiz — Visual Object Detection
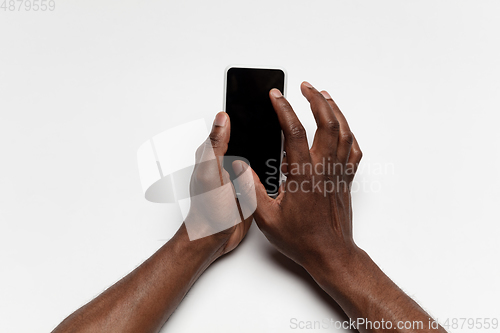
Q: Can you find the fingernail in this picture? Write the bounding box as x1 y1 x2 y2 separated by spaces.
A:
270 88 282 98
233 161 243 176
214 112 227 127
321 90 332 99
303 81 313 88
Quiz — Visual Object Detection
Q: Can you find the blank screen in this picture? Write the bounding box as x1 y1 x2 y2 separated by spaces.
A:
225 67 284 195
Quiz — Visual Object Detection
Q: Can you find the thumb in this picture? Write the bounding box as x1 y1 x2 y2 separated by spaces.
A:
233 160 275 226
208 112 230 158
232 160 256 220
195 112 230 183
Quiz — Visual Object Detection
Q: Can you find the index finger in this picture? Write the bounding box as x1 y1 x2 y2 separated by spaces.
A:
269 88 311 168
300 82 340 159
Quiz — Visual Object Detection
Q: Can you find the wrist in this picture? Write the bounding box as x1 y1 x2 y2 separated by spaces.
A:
304 244 372 298
172 223 230 265
305 245 397 319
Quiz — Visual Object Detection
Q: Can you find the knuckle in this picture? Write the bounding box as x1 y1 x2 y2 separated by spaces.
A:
325 119 340 134
196 144 203 154
341 132 354 145
236 177 255 198
195 145 204 159
208 131 224 148
289 124 307 140
353 149 363 161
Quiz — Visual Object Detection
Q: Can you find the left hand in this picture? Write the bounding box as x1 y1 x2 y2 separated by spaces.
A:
184 112 254 258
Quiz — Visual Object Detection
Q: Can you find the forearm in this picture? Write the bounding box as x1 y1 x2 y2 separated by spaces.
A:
307 247 447 333
52 224 226 333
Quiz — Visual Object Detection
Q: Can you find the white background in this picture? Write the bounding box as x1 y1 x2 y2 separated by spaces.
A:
1 1 499 332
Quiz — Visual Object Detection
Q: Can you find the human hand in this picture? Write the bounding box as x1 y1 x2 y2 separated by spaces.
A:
250 82 363 276
184 112 255 258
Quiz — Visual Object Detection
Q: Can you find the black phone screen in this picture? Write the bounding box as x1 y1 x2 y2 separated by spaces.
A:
224 67 285 195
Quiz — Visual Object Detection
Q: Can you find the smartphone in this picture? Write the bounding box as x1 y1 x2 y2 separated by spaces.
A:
223 66 286 196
